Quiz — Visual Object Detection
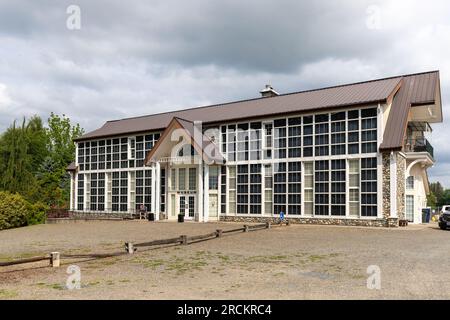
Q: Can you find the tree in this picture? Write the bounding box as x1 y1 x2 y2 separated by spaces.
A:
427 191 437 209
39 113 84 207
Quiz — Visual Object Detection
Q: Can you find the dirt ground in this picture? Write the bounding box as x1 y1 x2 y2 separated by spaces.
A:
0 220 449 300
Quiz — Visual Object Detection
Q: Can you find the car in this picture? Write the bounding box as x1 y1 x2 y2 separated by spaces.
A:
439 205 450 230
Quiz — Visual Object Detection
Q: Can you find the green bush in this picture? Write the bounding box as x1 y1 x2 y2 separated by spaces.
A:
0 191 29 230
27 201 48 226
0 191 48 230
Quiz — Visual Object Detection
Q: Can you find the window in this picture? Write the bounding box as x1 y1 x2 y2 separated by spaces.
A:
112 171 128 212
314 114 329 156
228 167 236 213
250 164 262 214
221 166 226 214
160 169 166 212
178 168 186 190
331 160 345 216
249 122 262 160
189 168 197 190
361 108 377 153
406 195 414 222
303 116 313 157
170 168 176 191
331 112 346 155
77 174 84 210
288 162 301 215
236 164 262 214
274 119 287 159
237 165 249 214
288 117 302 158
361 158 377 217
135 170 152 212
227 125 236 162
264 164 273 214
349 159 360 217
263 123 273 159
406 176 414 190
303 162 313 216
90 173 105 211
314 160 329 215
347 110 359 154
274 162 287 215
209 167 219 190
237 123 249 161
129 138 136 160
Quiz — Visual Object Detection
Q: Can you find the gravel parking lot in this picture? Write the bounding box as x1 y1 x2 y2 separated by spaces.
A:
0 220 449 299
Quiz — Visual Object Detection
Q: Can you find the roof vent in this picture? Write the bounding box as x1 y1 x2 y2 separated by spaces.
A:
259 84 279 98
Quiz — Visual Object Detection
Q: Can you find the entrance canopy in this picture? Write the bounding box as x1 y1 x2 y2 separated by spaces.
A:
144 117 225 166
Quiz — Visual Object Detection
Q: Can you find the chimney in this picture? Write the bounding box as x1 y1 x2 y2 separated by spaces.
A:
259 84 279 98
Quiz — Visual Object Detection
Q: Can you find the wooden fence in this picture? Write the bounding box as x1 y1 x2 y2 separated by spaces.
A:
0 221 288 269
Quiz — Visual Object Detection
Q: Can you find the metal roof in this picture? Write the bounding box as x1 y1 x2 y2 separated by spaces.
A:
76 71 441 152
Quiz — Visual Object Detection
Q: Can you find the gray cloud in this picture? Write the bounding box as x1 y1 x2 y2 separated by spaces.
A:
0 0 449 185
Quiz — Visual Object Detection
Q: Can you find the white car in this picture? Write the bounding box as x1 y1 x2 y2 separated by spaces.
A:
441 205 450 214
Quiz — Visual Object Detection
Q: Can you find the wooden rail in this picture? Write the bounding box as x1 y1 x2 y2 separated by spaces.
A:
1 222 286 269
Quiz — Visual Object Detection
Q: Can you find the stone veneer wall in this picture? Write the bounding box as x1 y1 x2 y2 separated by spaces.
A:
396 152 406 220
220 216 399 228
70 211 132 219
382 153 391 219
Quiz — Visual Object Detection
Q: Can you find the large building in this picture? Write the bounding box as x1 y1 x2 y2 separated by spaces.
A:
68 70 443 227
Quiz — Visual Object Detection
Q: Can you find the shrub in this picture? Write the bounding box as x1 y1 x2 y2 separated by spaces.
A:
27 201 48 226
0 192 48 230
0 191 29 230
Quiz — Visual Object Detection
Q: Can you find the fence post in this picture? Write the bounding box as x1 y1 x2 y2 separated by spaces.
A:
125 242 134 254
266 221 271 229
216 229 223 238
244 225 249 232
180 235 188 245
50 252 60 268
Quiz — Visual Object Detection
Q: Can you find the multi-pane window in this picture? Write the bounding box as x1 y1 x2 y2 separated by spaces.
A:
78 143 85 171
361 108 377 153
406 195 414 222
274 119 287 159
209 167 219 190
249 122 262 161
227 125 236 162
347 110 360 154
349 159 360 217
90 173 105 211
264 164 273 214
135 134 159 167
361 157 377 217
288 117 302 158
288 162 301 215
170 168 176 191
221 126 227 155
135 170 152 211
189 168 197 190
237 165 249 214
274 162 287 215
315 114 329 156
236 164 262 214
77 174 84 210
228 167 237 213
237 123 249 161
303 162 313 216
331 112 346 155
303 116 313 157
220 166 226 214
315 160 329 215
178 168 186 191
263 123 273 159
112 171 128 212
331 160 345 216
249 164 262 214
160 169 166 212
406 176 414 190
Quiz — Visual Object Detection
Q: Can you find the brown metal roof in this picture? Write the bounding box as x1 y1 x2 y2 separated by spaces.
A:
76 75 405 141
379 71 440 150
76 71 441 151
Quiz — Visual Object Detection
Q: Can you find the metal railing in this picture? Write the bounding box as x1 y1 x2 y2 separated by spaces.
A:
404 138 434 158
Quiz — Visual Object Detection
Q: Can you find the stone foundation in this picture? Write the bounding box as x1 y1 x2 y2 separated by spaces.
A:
396 153 406 220
220 216 399 228
69 211 132 220
382 153 391 219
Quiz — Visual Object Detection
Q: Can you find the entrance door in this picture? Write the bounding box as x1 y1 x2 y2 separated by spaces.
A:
179 195 195 219
209 194 218 219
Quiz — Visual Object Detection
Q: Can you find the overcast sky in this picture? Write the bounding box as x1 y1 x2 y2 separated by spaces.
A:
0 0 449 185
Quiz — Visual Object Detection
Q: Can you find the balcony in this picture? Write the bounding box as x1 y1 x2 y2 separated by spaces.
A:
404 137 434 159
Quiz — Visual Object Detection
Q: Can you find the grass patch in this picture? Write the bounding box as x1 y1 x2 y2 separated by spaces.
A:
0 289 18 298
